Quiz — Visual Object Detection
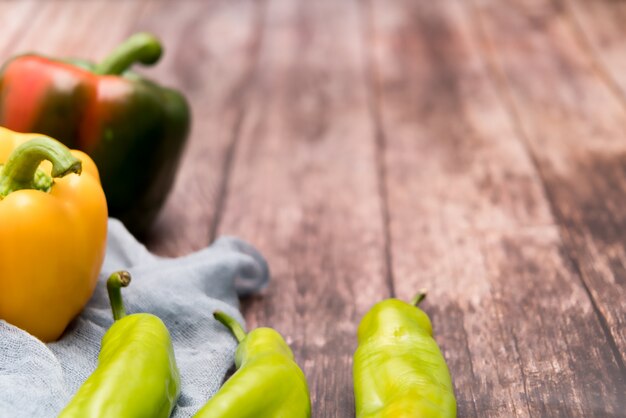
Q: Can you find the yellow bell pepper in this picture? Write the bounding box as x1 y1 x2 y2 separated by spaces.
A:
0 127 107 342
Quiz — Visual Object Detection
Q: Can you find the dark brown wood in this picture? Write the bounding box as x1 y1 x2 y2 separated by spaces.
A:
215 0 389 416
366 0 626 416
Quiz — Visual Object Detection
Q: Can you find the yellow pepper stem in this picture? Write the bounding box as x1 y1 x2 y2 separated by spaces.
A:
0 137 81 197
214 311 247 344
410 291 427 307
107 271 132 321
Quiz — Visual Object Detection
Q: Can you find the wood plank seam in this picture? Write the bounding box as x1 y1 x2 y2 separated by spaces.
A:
510 323 535 416
216 1 392 414
456 311 481 416
209 0 268 243
139 0 270 254
463 0 626 381
360 0 397 298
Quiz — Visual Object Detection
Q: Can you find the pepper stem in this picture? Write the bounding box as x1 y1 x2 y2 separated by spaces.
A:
94 32 163 75
214 311 247 344
0 137 81 198
107 271 132 321
410 290 427 307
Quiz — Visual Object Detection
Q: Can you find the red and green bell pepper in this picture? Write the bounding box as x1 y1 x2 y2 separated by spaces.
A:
0 33 190 236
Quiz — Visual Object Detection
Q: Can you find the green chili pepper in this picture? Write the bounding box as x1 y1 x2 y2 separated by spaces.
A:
194 311 311 418
353 292 456 417
58 271 181 418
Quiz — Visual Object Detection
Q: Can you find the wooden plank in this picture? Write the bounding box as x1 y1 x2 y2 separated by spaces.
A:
216 0 389 416
139 0 266 255
367 0 626 416
564 0 626 101
469 0 626 361
466 0 626 413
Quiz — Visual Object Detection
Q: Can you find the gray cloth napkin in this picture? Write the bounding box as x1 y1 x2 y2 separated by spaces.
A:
0 219 269 418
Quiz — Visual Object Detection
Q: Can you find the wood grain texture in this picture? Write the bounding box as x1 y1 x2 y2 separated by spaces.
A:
467 0 626 412
565 0 626 101
137 0 266 255
366 0 626 416
216 0 389 416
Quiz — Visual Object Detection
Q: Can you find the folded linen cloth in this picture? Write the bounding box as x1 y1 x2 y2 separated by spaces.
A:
0 219 269 418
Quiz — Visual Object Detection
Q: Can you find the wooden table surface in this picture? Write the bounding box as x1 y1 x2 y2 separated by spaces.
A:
3 0 626 416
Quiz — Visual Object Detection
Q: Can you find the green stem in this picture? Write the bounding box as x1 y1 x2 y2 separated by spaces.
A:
410 290 427 307
94 32 162 75
107 271 132 321
214 311 247 344
0 137 81 197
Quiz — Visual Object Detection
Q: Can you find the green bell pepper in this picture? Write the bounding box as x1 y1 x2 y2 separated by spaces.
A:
353 293 457 417
0 33 190 236
194 311 311 417
58 271 181 418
